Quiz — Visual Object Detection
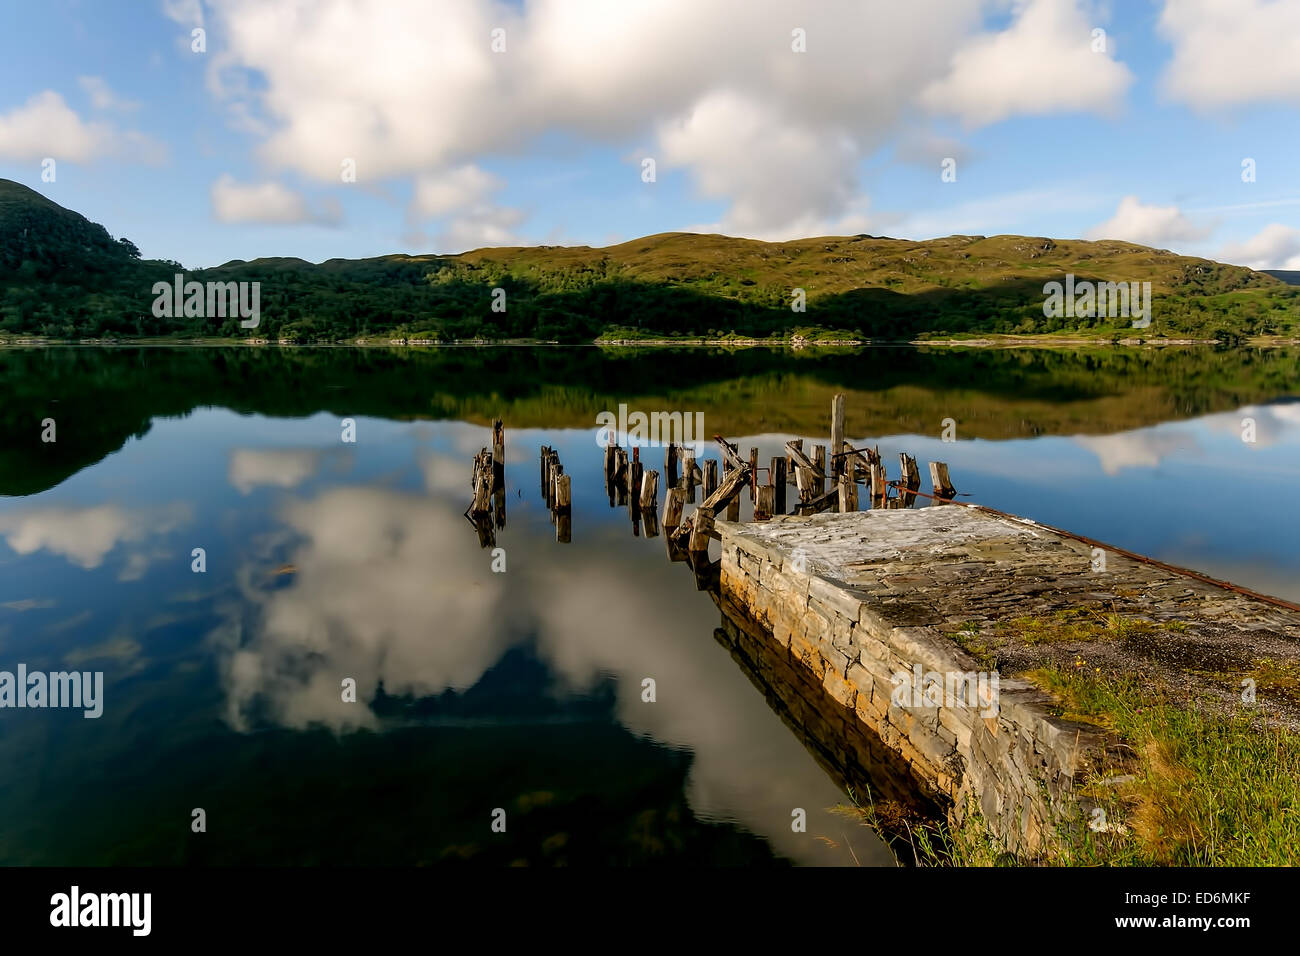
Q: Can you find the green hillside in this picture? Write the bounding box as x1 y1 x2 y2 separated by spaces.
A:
1 178 1296 343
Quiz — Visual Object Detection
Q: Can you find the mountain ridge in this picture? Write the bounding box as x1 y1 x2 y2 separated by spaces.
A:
1 178 1295 343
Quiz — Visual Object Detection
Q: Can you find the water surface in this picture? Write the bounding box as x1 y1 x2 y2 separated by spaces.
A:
1 345 1297 865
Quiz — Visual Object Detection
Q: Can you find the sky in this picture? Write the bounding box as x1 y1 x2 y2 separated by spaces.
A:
0 0 1298 270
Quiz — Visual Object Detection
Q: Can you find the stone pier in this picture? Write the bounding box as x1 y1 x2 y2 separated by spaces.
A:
717 506 1300 857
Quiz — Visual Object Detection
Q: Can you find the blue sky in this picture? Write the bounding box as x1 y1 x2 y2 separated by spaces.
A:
1 0 1298 270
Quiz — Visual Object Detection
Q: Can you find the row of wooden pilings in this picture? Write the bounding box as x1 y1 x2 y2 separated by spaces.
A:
477 393 960 554
539 443 573 543
601 392 960 559
466 419 507 546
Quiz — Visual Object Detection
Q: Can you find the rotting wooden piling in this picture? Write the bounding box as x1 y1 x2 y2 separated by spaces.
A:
929 460 956 501
830 393 845 479
771 457 786 514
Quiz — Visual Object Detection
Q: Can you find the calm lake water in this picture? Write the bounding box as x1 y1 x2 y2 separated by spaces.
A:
1 345 1298 866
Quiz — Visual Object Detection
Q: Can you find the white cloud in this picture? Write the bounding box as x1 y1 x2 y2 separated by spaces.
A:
410 164 526 250
197 0 1134 241
1218 224 1300 270
1074 430 1200 474
921 0 1133 126
210 174 341 225
1158 0 1300 108
1086 195 1210 247
0 503 191 570
412 165 501 219
228 448 323 494
0 90 162 164
161 0 205 27
78 76 140 112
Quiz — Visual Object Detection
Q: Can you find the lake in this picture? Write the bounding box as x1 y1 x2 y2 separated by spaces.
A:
1 344 1298 866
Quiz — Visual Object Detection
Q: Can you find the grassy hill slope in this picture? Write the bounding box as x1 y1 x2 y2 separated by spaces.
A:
1 179 1296 343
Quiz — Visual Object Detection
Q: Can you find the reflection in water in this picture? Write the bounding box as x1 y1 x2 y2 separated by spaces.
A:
1 347 1299 865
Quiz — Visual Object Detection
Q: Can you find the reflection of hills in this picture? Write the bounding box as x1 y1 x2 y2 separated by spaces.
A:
3 344 1298 496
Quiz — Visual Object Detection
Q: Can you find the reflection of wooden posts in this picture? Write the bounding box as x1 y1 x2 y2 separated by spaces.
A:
491 419 505 488
615 448 629 505
556 513 572 544
472 513 495 548
771 457 786 514
929 461 956 501
494 485 506 529
830 394 845 479
838 473 858 513
755 484 775 521
702 459 717 500
664 487 686 531
899 453 921 507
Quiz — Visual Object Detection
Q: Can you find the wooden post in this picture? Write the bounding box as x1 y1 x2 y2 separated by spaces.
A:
492 419 505 489
838 473 857 513
665 443 678 489
473 451 492 513
830 394 845 479
615 448 629 505
755 484 775 521
703 459 718 499
663 487 686 530
629 461 643 513
787 439 803 484
899 453 920 507
555 473 572 514
748 447 759 501
551 463 566 510
539 445 551 499
688 508 714 552
795 465 816 502
929 461 956 501
680 451 696 503
771 457 786 514
640 469 659 509
870 461 887 504
813 445 827 495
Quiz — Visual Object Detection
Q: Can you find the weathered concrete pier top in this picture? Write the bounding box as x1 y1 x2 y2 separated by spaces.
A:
716 505 1300 856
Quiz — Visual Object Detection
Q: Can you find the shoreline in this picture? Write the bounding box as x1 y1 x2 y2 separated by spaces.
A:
3 334 1298 350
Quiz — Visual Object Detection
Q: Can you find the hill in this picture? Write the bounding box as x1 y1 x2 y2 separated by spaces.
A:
1 179 1295 343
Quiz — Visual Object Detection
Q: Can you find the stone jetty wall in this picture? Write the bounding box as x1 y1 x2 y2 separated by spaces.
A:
717 508 1109 856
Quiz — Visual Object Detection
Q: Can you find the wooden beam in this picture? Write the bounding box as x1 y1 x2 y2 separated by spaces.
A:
830 394 845 479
